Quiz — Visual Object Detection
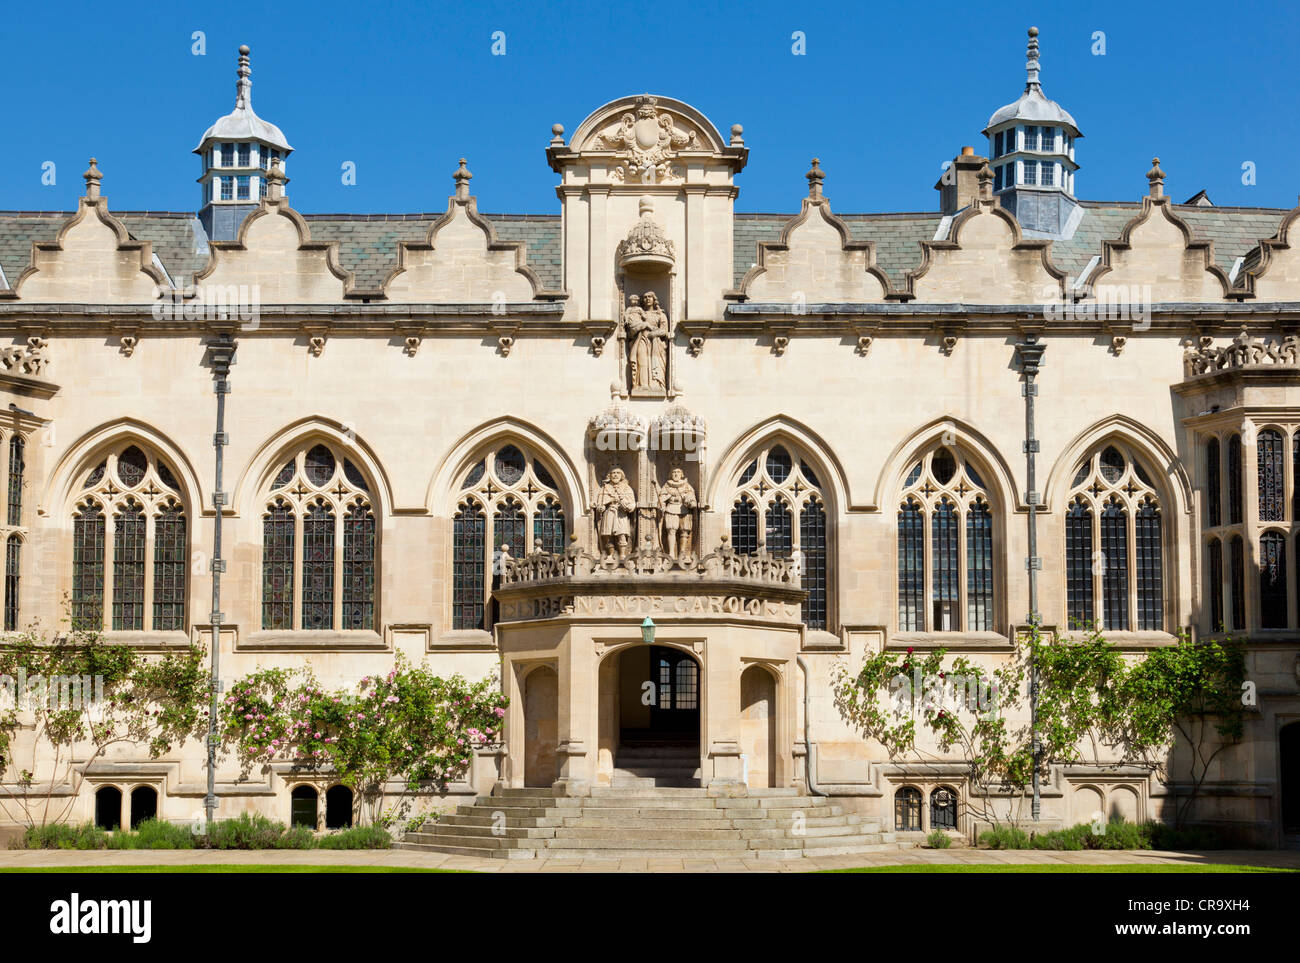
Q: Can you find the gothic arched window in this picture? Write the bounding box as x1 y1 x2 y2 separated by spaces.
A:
896 447 995 632
260 443 376 632
71 445 187 633
1205 436 1220 528
1227 434 1243 525
452 443 565 631
730 444 829 630
1230 535 1245 631
4 534 20 632
1258 429 1285 522
7 435 24 527
1065 444 1163 632
1206 537 1223 631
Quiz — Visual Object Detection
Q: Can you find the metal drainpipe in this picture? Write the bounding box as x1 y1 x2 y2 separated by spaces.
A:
204 332 236 829
1015 333 1046 823
796 655 826 797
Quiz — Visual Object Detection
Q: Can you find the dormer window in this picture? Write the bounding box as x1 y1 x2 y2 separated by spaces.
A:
1041 163 1055 187
238 143 250 167
220 177 233 201
994 131 1004 157
237 175 250 200
221 142 234 166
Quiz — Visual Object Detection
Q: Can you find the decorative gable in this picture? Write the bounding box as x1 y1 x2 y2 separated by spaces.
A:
734 160 889 303
383 160 546 303
6 160 166 303
1082 159 1230 302
907 167 1065 303
1234 204 1300 301
194 191 352 304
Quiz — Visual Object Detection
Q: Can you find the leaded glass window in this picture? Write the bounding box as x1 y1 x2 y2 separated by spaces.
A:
1258 429 1285 522
72 503 105 631
452 442 565 632
897 446 996 633
7 435 23 527
1207 537 1223 631
1135 499 1163 631
1205 437 1221 528
3 534 18 631
1230 535 1245 631
1228 434 1243 525
731 445 830 630
732 495 758 555
71 446 188 633
342 503 375 631
800 498 827 630
1067 443 1164 632
112 501 146 630
966 500 993 632
1065 499 1094 627
1260 530 1288 629
260 443 375 631
262 501 295 630
152 501 186 632
898 500 924 631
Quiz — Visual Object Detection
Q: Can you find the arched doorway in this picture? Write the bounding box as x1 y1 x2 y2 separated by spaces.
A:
129 786 157 828
325 785 354 829
1282 721 1300 836
523 665 558 788
94 786 122 831
290 785 318 828
740 665 777 788
603 645 701 787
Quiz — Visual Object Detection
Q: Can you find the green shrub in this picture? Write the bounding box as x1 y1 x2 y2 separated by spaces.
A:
1147 822 1223 850
130 818 196 849
17 822 109 850
315 825 392 850
977 825 1031 849
202 813 313 850
925 830 952 849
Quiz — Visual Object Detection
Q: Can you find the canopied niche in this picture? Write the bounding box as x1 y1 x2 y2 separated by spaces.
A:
616 196 676 399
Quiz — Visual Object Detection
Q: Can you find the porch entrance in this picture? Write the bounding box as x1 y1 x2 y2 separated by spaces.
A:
609 645 702 787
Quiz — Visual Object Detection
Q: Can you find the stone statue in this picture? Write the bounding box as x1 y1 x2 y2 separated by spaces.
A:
642 292 670 391
622 294 647 387
657 465 697 558
595 466 636 559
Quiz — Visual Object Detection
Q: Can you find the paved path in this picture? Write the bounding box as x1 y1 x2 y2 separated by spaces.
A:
0 848 1296 873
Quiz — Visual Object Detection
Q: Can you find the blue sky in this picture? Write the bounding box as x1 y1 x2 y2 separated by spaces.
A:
5 0 1298 214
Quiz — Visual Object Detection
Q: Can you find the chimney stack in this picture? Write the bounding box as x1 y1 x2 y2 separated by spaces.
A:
935 146 990 214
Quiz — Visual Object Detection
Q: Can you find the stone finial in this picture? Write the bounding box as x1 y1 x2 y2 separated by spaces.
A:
83 158 103 201
1025 26 1040 89
265 157 287 200
1147 157 1165 198
806 158 825 201
454 157 473 201
550 123 565 147
977 162 994 199
730 124 745 146
236 44 252 110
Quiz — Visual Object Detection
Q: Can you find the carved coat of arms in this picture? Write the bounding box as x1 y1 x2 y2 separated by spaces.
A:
596 96 697 183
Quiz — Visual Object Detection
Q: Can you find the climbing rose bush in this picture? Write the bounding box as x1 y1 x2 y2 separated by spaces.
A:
221 655 507 822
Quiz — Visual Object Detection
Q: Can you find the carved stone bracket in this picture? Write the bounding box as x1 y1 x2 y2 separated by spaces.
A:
1110 335 1127 356
772 335 789 356
119 334 138 358
404 335 422 357
857 335 873 356
688 336 704 357
940 335 957 356
490 320 520 358
308 336 326 357
583 320 616 357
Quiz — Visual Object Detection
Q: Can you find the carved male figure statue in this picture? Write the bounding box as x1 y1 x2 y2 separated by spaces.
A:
641 291 670 391
595 466 637 559
658 465 697 558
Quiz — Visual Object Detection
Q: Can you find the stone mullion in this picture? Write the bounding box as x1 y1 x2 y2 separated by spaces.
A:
922 505 933 632
1091 500 1103 631
333 501 345 631
1125 494 1138 632
102 501 116 633
292 509 304 631
1243 424 1260 631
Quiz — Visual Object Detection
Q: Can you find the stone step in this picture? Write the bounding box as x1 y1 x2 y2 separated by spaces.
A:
541 836 752 852
610 777 702 788
395 841 538 859
429 823 557 840
588 786 711 798
552 827 758 841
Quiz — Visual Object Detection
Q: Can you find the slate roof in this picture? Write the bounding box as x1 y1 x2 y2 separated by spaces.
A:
0 201 1290 298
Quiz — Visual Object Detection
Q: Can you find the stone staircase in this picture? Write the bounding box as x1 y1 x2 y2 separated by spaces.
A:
399 786 911 860
611 741 702 788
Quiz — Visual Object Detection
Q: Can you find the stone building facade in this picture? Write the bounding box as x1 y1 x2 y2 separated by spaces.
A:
1 31 1298 845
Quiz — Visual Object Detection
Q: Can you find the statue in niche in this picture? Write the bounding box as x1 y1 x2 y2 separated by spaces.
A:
624 291 670 393
595 466 636 560
657 464 697 558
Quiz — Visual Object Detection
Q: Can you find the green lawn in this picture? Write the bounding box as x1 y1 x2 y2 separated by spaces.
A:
0 865 469 874
826 864 1295 873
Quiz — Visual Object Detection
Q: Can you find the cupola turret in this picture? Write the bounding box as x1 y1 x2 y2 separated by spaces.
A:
982 27 1082 237
194 45 293 240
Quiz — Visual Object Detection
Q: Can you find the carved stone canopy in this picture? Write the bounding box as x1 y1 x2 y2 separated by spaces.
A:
618 196 675 273
651 404 707 446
